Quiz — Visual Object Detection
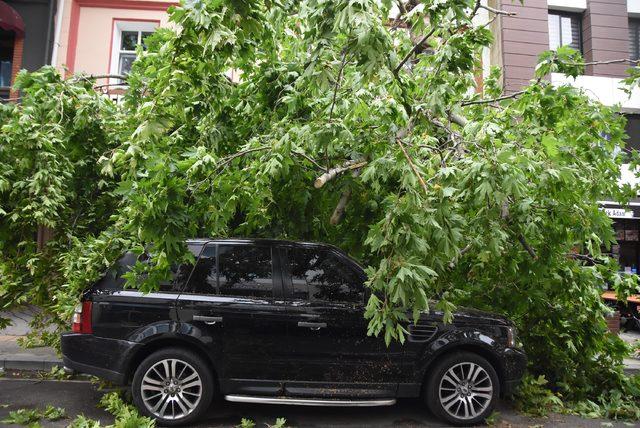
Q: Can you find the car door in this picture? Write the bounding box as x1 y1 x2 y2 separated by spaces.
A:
176 241 290 396
279 245 404 398
91 243 202 340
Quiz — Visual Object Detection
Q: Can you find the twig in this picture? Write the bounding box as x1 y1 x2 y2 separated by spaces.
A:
461 90 526 106
396 138 429 195
518 234 538 260
479 4 516 16
329 50 348 119
567 58 640 67
292 150 327 172
314 160 367 188
191 145 271 191
394 27 437 74
69 74 127 81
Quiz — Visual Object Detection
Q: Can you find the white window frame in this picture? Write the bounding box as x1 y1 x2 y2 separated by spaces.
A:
109 20 158 86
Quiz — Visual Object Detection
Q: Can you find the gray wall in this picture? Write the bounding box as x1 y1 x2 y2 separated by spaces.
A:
5 0 55 71
583 0 629 77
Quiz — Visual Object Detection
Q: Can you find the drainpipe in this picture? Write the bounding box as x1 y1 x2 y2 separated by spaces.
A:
44 0 56 65
50 0 65 68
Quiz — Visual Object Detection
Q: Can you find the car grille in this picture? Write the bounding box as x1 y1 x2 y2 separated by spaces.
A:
407 322 438 343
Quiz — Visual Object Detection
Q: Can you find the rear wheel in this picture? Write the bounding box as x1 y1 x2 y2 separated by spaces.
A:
425 352 499 426
132 347 213 426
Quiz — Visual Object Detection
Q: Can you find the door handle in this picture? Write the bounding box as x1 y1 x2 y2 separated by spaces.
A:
297 321 327 330
193 315 223 325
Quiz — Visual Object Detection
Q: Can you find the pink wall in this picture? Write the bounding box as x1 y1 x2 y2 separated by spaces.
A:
56 0 175 77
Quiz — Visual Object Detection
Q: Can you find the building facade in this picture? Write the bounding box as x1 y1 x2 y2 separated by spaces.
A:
486 0 640 271
0 0 57 99
51 0 174 97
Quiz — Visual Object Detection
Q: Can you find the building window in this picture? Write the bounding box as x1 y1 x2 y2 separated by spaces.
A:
0 29 15 99
629 19 640 61
110 21 156 78
548 12 582 53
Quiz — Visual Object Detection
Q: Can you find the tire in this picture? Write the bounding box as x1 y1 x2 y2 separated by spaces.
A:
424 351 500 426
131 347 214 426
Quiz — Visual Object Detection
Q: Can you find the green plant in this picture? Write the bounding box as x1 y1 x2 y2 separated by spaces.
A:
1 405 66 426
2 408 41 425
238 418 256 428
38 365 72 381
267 418 288 428
67 392 154 428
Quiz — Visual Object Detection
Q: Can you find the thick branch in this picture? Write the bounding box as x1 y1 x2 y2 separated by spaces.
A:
314 160 367 188
330 169 361 225
330 189 352 225
448 112 468 127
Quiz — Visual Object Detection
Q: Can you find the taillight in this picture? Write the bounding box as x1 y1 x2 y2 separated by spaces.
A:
72 301 93 334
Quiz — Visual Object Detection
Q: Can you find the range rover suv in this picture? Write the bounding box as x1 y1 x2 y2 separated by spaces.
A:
61 239 526 426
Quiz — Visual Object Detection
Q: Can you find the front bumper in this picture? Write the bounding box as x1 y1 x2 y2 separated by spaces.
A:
61 333 141 385
501 347 527 396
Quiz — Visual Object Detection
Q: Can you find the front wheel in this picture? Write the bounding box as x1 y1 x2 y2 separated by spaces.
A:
132 347 213 426
424 352 500 426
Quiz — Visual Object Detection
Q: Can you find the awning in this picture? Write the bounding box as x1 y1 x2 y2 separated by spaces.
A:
0 1 24 36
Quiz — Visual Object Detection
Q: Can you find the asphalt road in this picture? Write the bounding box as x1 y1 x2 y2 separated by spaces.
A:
0 378 638 428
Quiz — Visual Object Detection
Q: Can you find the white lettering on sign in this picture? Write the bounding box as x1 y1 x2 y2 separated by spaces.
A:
603 208 634 218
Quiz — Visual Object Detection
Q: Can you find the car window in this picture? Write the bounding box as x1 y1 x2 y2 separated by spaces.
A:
287 248 364 304
183 243 217 294
95 243 201 293
218 245 273 299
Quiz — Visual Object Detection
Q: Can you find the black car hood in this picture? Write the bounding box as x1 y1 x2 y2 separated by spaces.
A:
420 305 513 326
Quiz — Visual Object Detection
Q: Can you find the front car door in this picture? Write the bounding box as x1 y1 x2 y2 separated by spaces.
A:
176 241 290 396
279 244 404 398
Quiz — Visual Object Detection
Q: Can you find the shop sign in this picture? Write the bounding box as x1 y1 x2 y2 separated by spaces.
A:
603 207 634 218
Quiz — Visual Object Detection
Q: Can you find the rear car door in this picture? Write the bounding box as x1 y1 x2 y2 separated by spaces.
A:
91 243 201 340
176 242 290 395
280 245 404 398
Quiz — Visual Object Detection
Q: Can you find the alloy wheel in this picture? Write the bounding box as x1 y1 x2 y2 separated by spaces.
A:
438 361 493 421
140 358 203 420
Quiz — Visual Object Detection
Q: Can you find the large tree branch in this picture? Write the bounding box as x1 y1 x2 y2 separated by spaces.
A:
330 189 352 225
314 160 367 188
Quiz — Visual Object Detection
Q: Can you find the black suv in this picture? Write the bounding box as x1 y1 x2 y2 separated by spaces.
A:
61 239 526 426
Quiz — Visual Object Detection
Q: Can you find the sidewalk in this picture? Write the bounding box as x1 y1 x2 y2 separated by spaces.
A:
0 335 61 371
0 307 61 371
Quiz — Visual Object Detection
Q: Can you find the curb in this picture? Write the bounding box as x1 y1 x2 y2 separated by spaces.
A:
1 357 63 372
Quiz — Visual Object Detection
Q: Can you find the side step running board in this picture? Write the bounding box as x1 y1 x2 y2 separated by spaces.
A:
224 395 396 407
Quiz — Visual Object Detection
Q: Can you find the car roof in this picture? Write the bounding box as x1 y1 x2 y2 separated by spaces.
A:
185 238 340 250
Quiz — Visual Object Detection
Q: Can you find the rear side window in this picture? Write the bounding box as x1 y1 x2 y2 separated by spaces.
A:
218 245 273 298
184 244 274 299
94 243 201 292
287 248 364 304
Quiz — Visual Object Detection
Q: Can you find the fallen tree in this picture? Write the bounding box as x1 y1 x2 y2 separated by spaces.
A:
1 0 640 418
